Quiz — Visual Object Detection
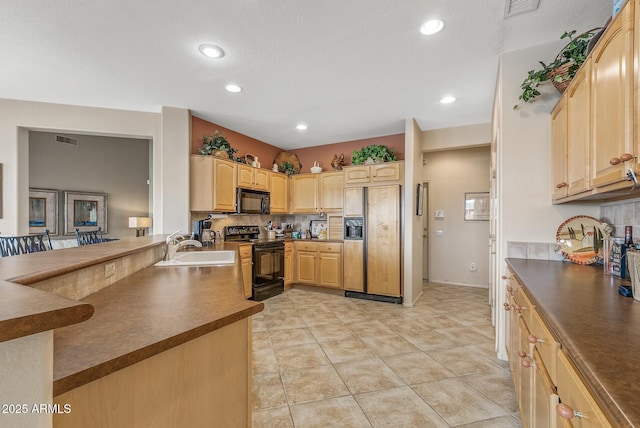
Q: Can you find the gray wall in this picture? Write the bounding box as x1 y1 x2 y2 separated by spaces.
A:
29 131 151 238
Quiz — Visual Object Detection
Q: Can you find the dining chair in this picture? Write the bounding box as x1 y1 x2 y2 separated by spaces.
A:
75 227 105 246
0 230 52 257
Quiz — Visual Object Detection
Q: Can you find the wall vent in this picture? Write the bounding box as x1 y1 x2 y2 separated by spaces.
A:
55 135 78 146
504 0 540 18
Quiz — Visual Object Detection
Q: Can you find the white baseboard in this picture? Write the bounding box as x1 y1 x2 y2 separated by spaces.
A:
426 280 489 289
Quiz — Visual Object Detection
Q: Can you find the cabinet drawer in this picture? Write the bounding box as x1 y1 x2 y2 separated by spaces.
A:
556 350 612 427
294 242 318 252
317 243 342 253
529 308 560 385
514 287 534 326
238 245 253 259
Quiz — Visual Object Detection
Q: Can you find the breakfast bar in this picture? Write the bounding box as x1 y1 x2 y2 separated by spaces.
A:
0 236 263 428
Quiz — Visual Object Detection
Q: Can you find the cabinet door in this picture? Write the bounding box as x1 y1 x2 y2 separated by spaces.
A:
566 59 592 196
343 187 364 217
366 186 400 297
318 251 342 288
343 240 364 292
290 174 318 213
190 156 215 211
591 4 634 188
270 172 289 213
318 172 344 212
240 246 253 299
237 164 255 189
296 251 317 284
552 95 569 201
533 350 555 428
344 166 370 185
519 317 535 428
284 242 293 286
214 159 237 212
254 169 270 191
371 163 401 182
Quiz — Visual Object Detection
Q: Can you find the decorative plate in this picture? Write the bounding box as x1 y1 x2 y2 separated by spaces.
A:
556 215 609 265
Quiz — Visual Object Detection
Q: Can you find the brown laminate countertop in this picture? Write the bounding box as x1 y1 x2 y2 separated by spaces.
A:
52 242 263 396
506 258 640 427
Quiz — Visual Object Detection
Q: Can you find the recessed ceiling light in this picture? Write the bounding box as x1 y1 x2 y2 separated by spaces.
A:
225 84 242 93
198 44 225 58
420 19 444 35
296 124 308 130
440 96 456 104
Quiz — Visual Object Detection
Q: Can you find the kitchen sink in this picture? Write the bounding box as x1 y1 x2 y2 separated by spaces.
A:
154 250 236 266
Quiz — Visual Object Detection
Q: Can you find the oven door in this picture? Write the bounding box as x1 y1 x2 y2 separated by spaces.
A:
253 244 284 287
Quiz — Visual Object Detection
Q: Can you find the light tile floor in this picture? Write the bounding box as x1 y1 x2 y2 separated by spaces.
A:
251 283 522 428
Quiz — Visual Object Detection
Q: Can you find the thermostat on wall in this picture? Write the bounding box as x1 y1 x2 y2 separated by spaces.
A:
435 210 445 219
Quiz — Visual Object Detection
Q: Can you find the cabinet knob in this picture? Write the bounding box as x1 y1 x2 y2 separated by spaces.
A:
504 304 511 311
610 157 622 165
501 275 507 280
527 334 542 344
557 403 585 419
514 303 525 313
521 358 532 368
506 286 513 293
555 182 568 189
518 350 527 358
620 153 634 162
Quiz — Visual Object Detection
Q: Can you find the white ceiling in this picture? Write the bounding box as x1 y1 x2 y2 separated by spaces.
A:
1 0 611 149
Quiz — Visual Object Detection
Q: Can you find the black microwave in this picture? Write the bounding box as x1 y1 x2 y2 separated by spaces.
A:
236 188 270 214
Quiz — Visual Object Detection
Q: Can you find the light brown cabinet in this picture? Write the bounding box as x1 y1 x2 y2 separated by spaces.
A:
343 187 363 217
293 241 343 289
237 164 270 191
566 59 591 197
504 272 612 428
591 2 635 189
239 244 253 299
551 96 569 201
284 242 293 286
270 172 289 214
343 162 403 186
189 155 237 212
290 172 344 214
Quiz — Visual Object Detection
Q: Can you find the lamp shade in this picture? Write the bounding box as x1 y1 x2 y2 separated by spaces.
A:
128 217 152 228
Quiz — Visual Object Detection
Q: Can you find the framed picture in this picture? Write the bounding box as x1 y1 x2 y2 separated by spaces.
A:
416 183 424 216
464 192 490 221
29 188 58 235
64 191 108 234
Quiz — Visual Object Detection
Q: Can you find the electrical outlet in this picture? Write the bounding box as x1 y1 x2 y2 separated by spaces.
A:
470 263 477 272
105 262 116 278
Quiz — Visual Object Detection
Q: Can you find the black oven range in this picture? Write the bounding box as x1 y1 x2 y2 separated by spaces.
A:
223 225 284 301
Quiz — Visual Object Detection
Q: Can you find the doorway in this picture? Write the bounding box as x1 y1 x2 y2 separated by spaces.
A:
422 181 430 281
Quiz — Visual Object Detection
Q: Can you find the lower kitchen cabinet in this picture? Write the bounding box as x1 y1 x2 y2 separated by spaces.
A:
284 242 293 286
343 240 364 292
293 241 343 289
239 244 253 298
504 271 613 428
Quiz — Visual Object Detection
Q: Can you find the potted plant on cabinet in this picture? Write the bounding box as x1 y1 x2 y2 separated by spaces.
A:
199 130 239 160
352 144 397 165
515 28 602 109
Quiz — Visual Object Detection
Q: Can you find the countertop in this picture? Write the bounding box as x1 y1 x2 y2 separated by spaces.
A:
0 236 263 396
506 258 640 427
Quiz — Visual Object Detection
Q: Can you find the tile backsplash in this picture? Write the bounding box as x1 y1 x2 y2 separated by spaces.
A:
192 213 330 239
600 198 640 241
507 241 564 261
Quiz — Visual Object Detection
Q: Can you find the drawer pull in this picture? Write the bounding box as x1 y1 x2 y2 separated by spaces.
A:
557 403 585 420
504 304 511 311
518 350 527 358
521 358 532 368
506 286 513 293
513 304 526 313
527 334 543 344
501 275 507 280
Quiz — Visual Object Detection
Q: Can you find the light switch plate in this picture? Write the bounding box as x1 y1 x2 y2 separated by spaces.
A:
435 210 445 219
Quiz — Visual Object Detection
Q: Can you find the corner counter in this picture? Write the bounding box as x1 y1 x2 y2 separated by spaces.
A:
0 236 263 428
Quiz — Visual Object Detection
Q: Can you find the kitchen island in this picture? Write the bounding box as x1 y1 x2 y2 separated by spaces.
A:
506 258 640 427
0 236 263 428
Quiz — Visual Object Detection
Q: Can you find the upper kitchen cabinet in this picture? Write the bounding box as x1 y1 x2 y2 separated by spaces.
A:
591 1 634 189
318 171 344 212
551 95 568 201
290 171 344 214
237 164 270 191
566 58 592 196
344 162 403 186
190 155 237 212
270 172 289 214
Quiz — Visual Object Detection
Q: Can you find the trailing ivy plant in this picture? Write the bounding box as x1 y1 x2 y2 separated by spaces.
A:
352 144 397 165
514 29 600 109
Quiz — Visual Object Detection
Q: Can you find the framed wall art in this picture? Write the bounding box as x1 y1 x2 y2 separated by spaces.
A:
464 192 490 221
29 188 59 235
64 191 108 234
